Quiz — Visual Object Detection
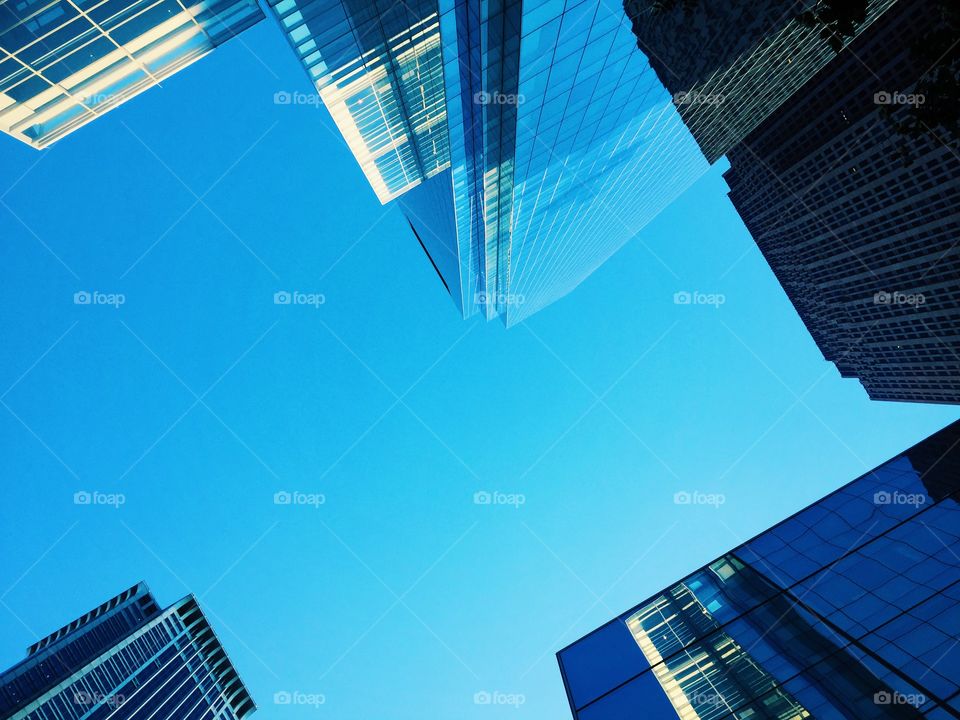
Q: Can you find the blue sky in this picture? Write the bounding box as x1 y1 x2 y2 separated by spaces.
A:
0 19 957 720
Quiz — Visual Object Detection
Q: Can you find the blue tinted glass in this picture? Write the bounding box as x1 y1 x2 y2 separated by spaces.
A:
558 620 649 710
577 670 680 720
560 421 960 718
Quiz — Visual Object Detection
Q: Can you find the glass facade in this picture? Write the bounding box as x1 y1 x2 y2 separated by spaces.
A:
266 0 450 202
431 0 709 324
0 582 256 719
558 420 960 719
723 0 960 405
273 0 709 323
0 0 263 148
501 0 707 324
624 0 899 163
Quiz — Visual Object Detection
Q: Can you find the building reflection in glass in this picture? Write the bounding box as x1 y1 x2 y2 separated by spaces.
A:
558 420 960 719
627 559 811 720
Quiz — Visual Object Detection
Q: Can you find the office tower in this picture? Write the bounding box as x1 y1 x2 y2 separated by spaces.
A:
557 419 960 719
723 0 960 405
268 1 710 324
0 582 256 719
0 0 263 148
623 0 900 162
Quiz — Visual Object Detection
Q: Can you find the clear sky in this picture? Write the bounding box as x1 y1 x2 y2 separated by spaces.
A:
0 19 957 720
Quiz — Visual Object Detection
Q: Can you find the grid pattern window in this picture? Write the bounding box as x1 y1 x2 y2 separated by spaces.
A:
626 570 812 720
0 584 157 715
1 588 256 720
501 0 708 325
624 0 899 162
723 0 960 404
306 0 710 323
267 0 450 202
434 0 483 318
422 0 708 324
0 0 263 147
557 421 960 719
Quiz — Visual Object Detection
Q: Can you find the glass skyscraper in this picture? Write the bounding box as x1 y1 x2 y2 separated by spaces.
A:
0 0 263 147
269 0 709 324
558 419 960 719
0 582 256 719
723 0 960 405
265 0 449 203
624 0 899 163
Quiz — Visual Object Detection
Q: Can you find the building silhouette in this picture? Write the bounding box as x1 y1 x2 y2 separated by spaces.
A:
723 0 960 404
623 0 899 162
558 419 960 718
0 582 256 719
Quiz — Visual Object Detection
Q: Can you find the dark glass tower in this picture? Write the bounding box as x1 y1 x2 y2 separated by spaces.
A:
723 0 960 405
0 582 256 719
558 419 960 719
622 0 900 162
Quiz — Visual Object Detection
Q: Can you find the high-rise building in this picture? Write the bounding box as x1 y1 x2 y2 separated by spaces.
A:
268 1 710 324
623 0 900 162
0 0 263 148
723 0 960 405
0 582 256 719
557 419 960 719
